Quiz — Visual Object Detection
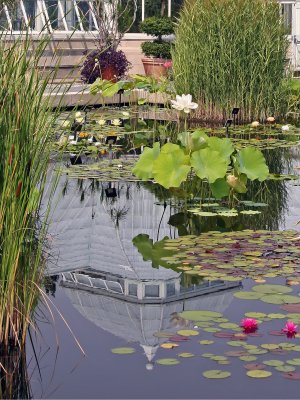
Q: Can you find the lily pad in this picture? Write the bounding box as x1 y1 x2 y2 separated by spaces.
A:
177 352 195 358
202 370 231 379
263 360 284 367
275 365 296 372
179 310 223 321
156 358 180 366
246 370 272 378
252 284 292 294
177 329 199 337
111 347 136 355
244 363 266 370
234 292 263 300
261 294 300 305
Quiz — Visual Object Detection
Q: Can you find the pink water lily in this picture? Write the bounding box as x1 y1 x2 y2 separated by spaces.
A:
163 61 173 69
241 318 258 333
283 321 298 337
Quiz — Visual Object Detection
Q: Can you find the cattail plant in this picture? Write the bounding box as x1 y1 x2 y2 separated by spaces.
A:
172 0 290 122
0 33 58 349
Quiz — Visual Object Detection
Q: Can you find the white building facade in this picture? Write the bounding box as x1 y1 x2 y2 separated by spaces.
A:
0 1 299 76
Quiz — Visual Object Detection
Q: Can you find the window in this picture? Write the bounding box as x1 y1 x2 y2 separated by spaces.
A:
166 282 175 297
281 2 293 34
144 284 160 298
123 0 184 33
0 0 97 32
128 283 138 296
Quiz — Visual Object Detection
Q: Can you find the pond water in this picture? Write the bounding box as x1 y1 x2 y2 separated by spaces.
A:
26 121 300 399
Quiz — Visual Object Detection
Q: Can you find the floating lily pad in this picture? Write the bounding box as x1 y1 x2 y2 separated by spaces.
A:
179 310 223 321
244 363 266 370
252 284 292 294
245 312 267 319
239 356 257 362
111 347 136 355
263 360 284 367
275 365 296 372
177 329 199 337
260 344 279 350
156 358 180 366
199 340 214 345
286 358 300 366
202 370 231 379
246 370 272 378
177 352 195 358
160 343 179 349
282 372 300 380
234 292 263 300
261 294 300 305
219 323 240 330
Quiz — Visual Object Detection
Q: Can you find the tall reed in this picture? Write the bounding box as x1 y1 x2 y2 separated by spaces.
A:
0 33 57 348
172 0 290 122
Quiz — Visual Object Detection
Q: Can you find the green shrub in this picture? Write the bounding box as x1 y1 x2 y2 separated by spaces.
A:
141 41 172 59
140 16 174 58
172 0 290 122
140 16 174 38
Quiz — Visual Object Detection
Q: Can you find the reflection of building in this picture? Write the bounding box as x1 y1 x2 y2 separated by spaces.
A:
44 175 240 367
61 279 237 369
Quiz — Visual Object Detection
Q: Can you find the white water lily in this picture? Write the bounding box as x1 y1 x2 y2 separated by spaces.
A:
75 117 84 123
281 124 289 131
111 118 121 126
97 119 106 126
251 121 260 128
266 116 275 123
122 111 130 117
171 94 198 114
75 111 82 118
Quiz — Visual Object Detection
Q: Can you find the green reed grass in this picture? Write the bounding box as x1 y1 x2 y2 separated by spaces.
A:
172 0 290 122
0 33 58 348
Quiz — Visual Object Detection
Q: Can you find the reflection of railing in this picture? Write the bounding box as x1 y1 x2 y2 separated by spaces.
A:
62 272 124 294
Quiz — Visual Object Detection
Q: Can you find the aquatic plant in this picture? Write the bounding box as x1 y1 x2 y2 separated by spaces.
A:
282 322 298 336
172 0 290 122
133 132 269 193
0 34 58 348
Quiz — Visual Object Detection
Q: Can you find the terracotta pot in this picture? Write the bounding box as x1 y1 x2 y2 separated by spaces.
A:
101 66 117 82
142 57 170 78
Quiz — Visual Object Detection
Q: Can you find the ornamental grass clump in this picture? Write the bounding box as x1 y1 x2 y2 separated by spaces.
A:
0 34 57 348
172 0 290 122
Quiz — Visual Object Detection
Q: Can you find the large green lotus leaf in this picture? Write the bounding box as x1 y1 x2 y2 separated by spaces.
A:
160 142 182 154
202 370 231 379
252 284 292 294
179 310 223 321
210 178 230 199
153 147 190 189
132 142 160 180
191 148 229 183
207 137 234 160
234 147 269 181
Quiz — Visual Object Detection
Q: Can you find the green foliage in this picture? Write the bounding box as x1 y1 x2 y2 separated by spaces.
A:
140 16 174 38
0 34 58 348
172 0 290 121
132 131 269 193
140 16 174 58
141 41 172 59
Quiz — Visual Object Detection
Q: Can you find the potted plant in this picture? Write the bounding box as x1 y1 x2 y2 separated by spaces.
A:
140 17 174 78
81 47 131 84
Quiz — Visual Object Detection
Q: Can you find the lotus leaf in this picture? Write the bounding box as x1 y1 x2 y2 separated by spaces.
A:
191 148 229 183
132 142 160 180
235 147 269 181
